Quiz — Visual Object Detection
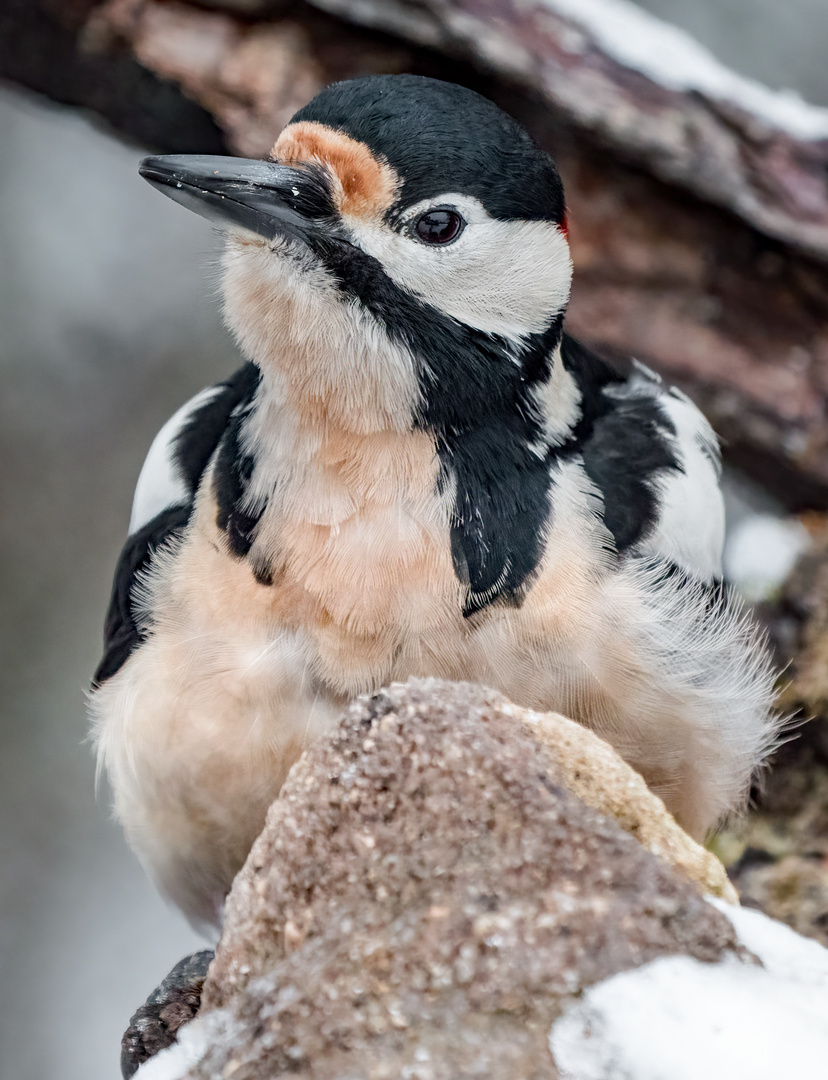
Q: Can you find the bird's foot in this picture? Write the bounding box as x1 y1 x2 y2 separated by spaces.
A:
121 950 214 1079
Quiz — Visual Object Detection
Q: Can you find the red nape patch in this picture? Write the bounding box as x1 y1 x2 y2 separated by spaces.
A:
560 212 569 238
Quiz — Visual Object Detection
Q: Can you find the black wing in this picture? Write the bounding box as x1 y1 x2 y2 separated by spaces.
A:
92 363 260 686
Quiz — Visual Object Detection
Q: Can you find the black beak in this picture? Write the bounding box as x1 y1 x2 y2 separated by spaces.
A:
138 155 338 244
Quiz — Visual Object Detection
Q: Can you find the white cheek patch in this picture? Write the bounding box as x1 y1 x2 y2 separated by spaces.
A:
345 194 572 340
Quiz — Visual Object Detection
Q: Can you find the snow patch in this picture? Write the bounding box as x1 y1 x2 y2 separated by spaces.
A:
709 895 828 988
133 1007 237 1080
132 1037 196 1080
550 956 828 1078
723 513 809 602
544 0 828 140
550 899 828 1079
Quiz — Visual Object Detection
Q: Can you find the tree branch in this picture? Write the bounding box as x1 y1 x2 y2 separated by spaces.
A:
4 0 828 504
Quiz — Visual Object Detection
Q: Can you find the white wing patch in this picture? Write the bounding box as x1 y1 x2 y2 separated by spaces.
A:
642 388 725 582
129 386 221 535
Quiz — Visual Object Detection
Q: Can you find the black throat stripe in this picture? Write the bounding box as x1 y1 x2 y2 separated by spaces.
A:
309 237 687 608
309 236 565 613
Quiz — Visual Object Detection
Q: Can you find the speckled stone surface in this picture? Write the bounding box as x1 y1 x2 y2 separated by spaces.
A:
178 680 740 1080
523 705 737 903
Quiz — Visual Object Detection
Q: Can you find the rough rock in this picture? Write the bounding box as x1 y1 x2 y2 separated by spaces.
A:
771 530 828 724
716 711 828 945
147 680 742 1080
713 535 828 945
733 851 828 946
515 703 736 902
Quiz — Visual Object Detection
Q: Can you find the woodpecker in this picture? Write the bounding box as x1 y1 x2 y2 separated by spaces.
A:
91 74 778 931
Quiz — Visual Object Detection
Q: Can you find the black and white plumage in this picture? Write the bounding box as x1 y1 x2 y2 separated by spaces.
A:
90 75 778 930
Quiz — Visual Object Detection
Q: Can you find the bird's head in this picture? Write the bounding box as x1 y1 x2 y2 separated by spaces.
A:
140 75 572 433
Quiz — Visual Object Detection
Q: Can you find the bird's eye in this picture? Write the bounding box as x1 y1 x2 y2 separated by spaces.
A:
413 209 465 245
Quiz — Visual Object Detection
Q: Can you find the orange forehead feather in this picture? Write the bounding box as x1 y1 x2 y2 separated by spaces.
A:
272 121 400 219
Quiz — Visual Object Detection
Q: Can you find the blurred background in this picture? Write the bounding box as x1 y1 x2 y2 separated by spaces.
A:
2 2 828 1078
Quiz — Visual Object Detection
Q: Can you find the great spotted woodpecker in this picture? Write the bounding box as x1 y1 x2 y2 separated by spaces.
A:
91 74 777 930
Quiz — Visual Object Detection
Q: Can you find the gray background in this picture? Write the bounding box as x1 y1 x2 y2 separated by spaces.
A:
1 3 826 1078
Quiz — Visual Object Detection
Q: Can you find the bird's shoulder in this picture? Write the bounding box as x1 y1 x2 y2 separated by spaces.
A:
93 362 260 686
564 338 724 583
129 362 261 534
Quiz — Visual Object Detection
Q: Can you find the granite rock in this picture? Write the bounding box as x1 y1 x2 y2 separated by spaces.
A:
154 680 741 1080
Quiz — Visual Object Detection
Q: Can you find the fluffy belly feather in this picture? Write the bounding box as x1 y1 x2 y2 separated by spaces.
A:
92 461 774 929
